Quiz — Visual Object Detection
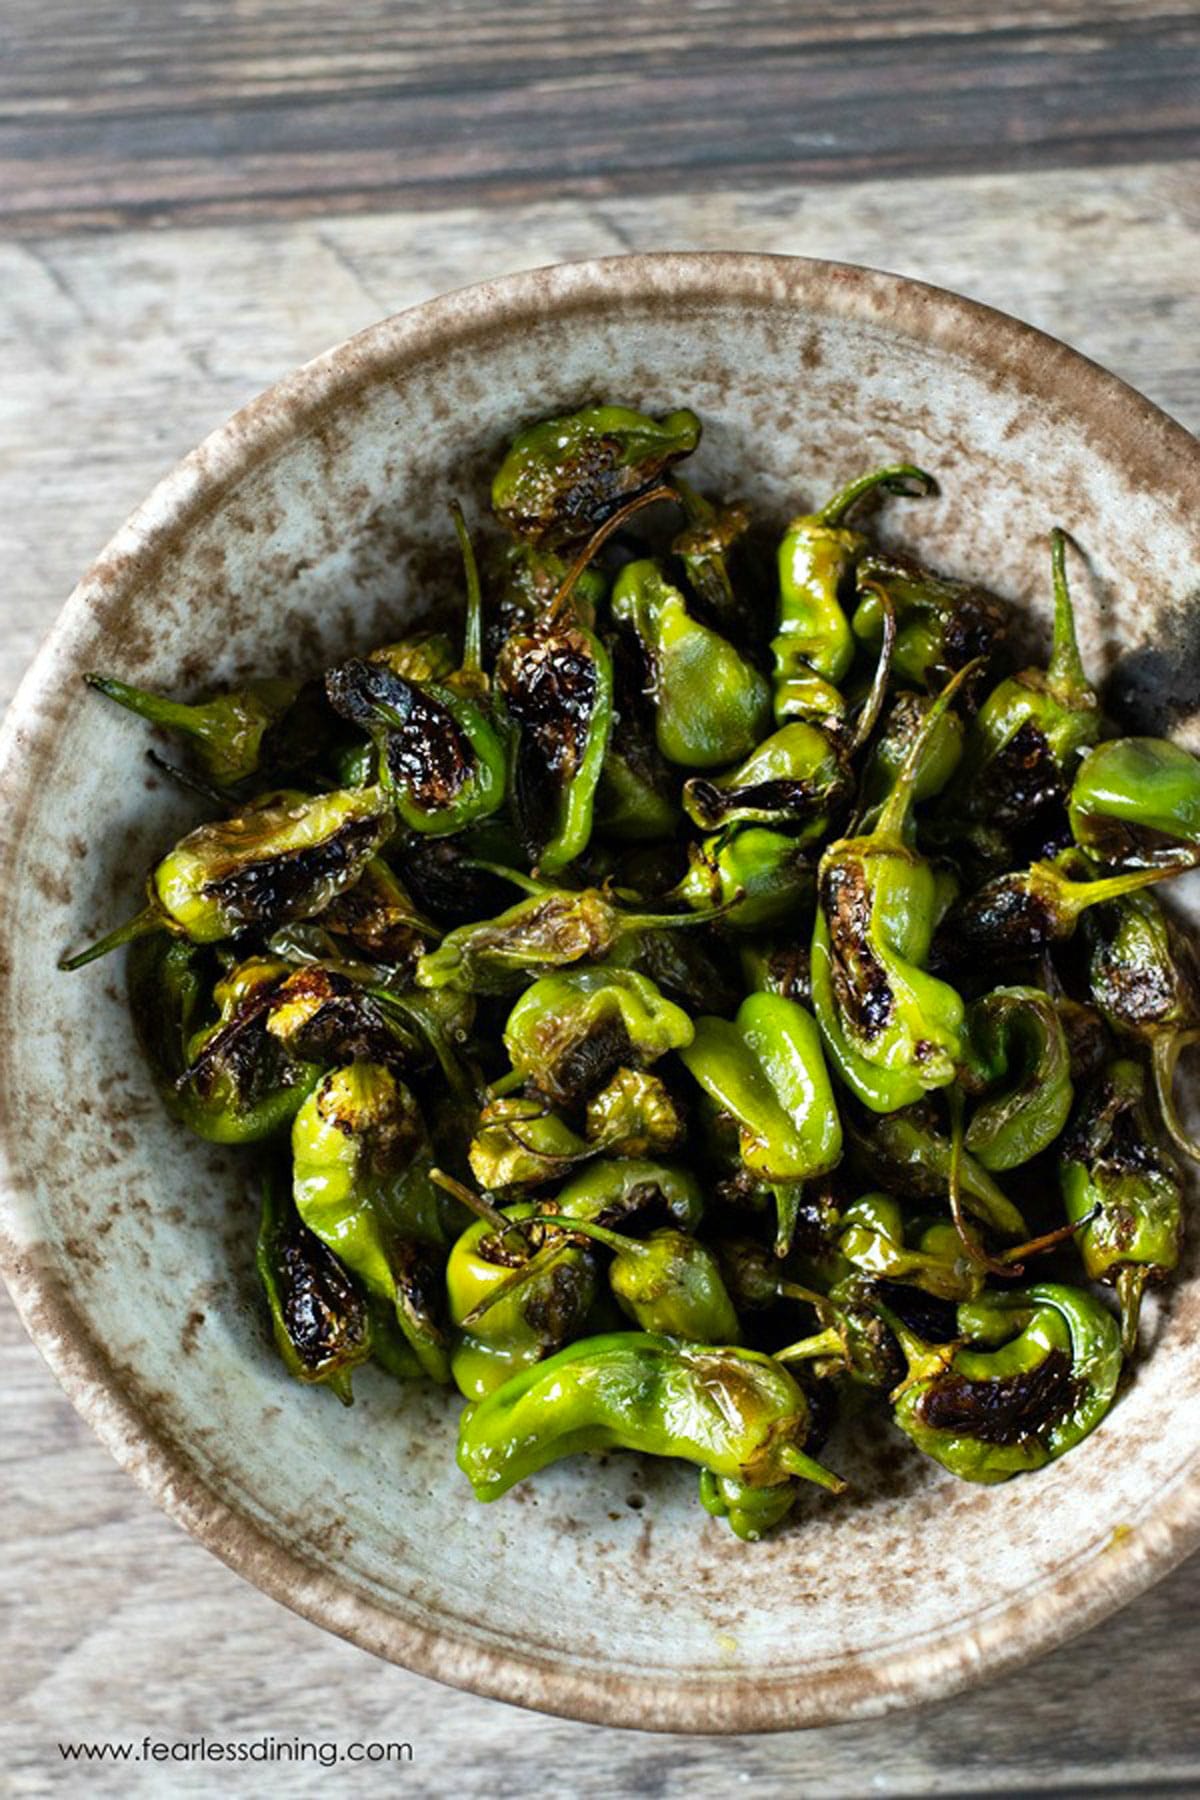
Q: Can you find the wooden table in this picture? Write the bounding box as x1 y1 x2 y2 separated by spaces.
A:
3 5 1199 1793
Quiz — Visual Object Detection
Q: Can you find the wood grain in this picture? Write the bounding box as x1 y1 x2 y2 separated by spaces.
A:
2 0 1199 233
2 111 1200 1800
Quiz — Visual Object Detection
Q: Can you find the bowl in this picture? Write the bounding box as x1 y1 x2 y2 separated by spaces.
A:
2 253 1200 1735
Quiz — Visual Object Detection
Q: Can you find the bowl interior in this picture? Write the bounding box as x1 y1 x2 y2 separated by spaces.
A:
3 257 1200 1731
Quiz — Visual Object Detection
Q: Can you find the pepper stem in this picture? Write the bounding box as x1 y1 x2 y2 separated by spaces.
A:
1116 1262 1149 1359
848 582 897 756
59 904 162 971
547 483 678 624
1056 859 1185 925
527 1213 645 1257
1046 528 1093 708
816 463 936 528
948 1088 1012 1276
458 1235 578 1328
1151 1030 1200 1164
85 672 206 737
449 499 484 683
429 1166 511 1236
145 748 228 806
774 1326 845 1364
772 1183 803 1260
997 1206 1099 1270
778 1443 848 1496
460 860 549 897
875 657 981 844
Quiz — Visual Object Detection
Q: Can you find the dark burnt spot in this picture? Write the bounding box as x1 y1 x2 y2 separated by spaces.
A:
500 626 599 859
202 816 384 928
875 1280 959 1346
392 1241 449 1347
821 858 893 1040
933 873 1055 969
325 659 473 812
686 772 846 831
393 837 518 927
534 1013 633 1109
501 436 683 550
277 1225 369 1373
268 968 404 1066
983 721 1064 827
525 1258 592 1350
918 1348 1080 1446
1075 814 1196 870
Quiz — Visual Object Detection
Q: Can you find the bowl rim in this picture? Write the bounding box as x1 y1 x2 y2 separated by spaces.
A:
2 250 1200 1735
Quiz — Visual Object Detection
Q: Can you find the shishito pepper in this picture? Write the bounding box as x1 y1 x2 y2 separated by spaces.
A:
445 1197 597 1400
501 967 693 1108
1086 890 1200 1161
855 690 965 829
611 559 772 768
933 852 1179 970
531 1215 741 1344
256 1167 372 1404
938 529 1099 847
771 463 935 732
61 785 395 969
456 1332 845 1541
291 1063 451 1382
84 670 313 788
851 552 1009 695
810 666 972 1112
846 1103 1027 1240
1069 736 1200 868
682 721 851 835
835 1194 984 1303
673 825 814 931
467 1071 685 1189
960 985 1074 1171
670 479 750 632
492 404 700 547
1059 1059 1183 1354
891 1284 1123 1483
678 992 842 1256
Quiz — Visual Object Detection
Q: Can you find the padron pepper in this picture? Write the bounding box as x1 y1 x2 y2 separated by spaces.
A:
291 1063 451 1381
933 851 1179 971
1068 735 1200 868
678 992 842 1256
84 669 312 789
890 1284 1123 1483
939 530 1099 848
846 1102 1027 1241
810 665 973 1112
456 1332 845 1542
256 1166 372 1404
467 1071 685 1189
771 463 935 733
443 1194 597 1400
960 985 1074 1170
836 1193 985 1303
414 871 721 995
489 539 607 654
682 721 852 835
531 1215 741 1344
611 558 772 769
501 966 694 1108
1059 1058 1183 1354
851 551 1008 694
856 689 965 831
1086 889 1200 1161
492 403 700 547
670 478 750 633
61 785 394 969
673 825 814 931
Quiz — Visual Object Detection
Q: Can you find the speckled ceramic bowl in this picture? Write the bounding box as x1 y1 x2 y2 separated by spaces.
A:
2 255 1200 1734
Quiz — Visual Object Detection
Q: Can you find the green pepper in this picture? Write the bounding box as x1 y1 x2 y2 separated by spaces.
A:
445 1199 597 1400
682 721 851 835
1059 1059 1183 1354
960 985 1074 1170
771 463 935 731
592 628 681 842
317 854 436 969
61 785 395 969
678 993 842 1256
1086 890 1200 1161
856 690 965 830
939 530 1099 848
670 479 750 632
845 1102 1027 1240
933 853 1180 970
84 669 315 788
584 1067 685 1157
673 825 814 931
835 1193 984 1303
534 1215 741 1344
291 1063 450 1382
611 559 772 768
891 1284 1123 1483
492 404 700 547
468 1096 591 1189
1069 736 1200 868
501 967 693 1107
811 668 971 1112
713 1236 838 1313
456 1332 845 1539
414 875 718 995
851 551 1008 693
256 1167 372 1404
554 1157 705 1232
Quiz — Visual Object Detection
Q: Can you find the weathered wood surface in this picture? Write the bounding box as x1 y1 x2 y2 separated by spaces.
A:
2 69 1200 1800
2 0 1199 232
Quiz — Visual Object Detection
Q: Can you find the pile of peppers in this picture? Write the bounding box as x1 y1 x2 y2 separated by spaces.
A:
64 402 1200 1541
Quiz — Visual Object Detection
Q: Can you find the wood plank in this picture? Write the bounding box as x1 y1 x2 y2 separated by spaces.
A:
3 160 1200 1790
1 0 1198 233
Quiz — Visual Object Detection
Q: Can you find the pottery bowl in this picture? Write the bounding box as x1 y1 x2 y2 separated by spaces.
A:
3 254 1200 1733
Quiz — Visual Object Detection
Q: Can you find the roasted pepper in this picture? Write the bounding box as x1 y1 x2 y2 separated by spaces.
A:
1059 1059 1183 1353
670 479 750 632
1069 736 1200 868
256 1166 372 1404
673 825 814 931
682 721 851 835
960 985 1074 1170
933 853 1179 970
851 552 1008 694
846 1102 1027 1240
492 404 700 547
84 670 312 788
534 1216 741 1344
501 967 694 1107
836 1193 984 1303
